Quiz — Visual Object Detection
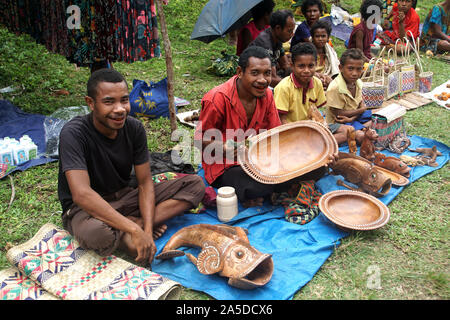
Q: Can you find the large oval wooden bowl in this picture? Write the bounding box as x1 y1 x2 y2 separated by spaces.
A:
319 190 391 231
238 121 338 184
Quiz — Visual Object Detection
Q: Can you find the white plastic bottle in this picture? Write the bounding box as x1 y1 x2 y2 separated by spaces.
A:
11 139 27 164
216 186 238 222
20 135 38 161
0 143 14 166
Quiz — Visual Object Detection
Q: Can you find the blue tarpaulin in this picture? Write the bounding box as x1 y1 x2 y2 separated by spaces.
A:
0 100 57 178
152 135 449 300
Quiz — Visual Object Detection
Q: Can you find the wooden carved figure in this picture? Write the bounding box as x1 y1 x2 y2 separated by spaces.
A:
359 127 379 162
347 126 357 155
373 153 411 177
156 224 273 290
308 105 327 126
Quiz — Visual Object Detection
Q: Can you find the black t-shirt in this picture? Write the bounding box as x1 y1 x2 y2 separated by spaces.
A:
57 113 149 213
249 27 285 66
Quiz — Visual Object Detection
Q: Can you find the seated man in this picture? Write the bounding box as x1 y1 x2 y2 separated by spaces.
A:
195 46 281 208
274 42 352 146
58 69 205 264
195 46 334 208
325 48 372 144
248 9 296 87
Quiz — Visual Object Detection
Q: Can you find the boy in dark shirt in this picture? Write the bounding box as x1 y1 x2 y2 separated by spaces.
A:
58 69 205 264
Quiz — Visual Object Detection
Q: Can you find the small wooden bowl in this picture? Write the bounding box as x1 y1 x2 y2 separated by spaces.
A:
238 121 338 184
319 190 391 231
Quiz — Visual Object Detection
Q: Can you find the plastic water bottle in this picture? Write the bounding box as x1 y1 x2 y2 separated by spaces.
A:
11 139 27 165
20 135 37 160
0 143 14 166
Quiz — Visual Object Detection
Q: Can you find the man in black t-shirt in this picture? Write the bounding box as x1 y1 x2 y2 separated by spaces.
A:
58 69 205 264
249 9 296 87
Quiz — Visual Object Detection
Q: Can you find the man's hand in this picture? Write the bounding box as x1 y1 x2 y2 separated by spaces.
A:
334 115 356 124
132 228 157 263
398 12 405 23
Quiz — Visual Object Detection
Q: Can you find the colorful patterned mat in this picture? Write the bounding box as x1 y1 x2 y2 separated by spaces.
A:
0 223 181 300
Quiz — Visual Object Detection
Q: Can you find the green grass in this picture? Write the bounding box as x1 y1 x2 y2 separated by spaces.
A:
0 0 449 300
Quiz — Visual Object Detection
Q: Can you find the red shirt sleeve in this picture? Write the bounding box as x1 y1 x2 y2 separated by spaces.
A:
263 90 282 130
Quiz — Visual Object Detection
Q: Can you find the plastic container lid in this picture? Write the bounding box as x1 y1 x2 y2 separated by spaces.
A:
217 186 236 198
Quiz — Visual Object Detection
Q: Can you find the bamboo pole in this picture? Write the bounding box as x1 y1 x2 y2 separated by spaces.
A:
156 0 177 132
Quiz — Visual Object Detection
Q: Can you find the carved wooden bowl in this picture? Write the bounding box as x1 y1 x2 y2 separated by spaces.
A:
319 190 391 231
238 121 338 184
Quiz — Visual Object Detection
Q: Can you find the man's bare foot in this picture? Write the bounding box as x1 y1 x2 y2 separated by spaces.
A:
153 224 167 239
243 197 264 208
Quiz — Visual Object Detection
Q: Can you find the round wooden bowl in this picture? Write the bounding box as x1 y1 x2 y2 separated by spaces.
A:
238 121 338 184
319 190 391 231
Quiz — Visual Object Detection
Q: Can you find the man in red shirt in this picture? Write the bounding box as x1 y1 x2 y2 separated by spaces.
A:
195 46 281 207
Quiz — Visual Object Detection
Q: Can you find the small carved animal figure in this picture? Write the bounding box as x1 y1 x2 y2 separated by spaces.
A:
347 126 357 155
308 105 327 126
156 224 273 290
409 146 442 158
359 127 379 162
373 153 411 177
408 145 442 167
399 155 425 167
330 152 392 197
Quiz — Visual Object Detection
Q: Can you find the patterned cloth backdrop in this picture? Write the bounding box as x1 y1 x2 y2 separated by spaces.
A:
0 0 160 65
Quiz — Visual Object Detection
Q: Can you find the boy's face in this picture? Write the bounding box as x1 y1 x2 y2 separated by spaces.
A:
398 0 413 13
339 58 364 85
305 5 321 25
292 54 316 87
312 28 329 50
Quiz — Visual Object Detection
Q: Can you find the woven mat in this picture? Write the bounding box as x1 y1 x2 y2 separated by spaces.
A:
0 223 181 300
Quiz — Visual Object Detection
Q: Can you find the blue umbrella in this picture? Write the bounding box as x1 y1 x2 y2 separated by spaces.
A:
191 0 263 43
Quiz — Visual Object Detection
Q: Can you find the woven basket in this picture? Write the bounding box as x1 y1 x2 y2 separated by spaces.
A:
361 58 386 109
385 48 400 99
407 32 434 94
398 38 416 94
237 121 338 184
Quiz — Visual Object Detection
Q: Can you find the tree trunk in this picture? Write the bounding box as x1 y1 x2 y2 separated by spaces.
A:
156 0 177 132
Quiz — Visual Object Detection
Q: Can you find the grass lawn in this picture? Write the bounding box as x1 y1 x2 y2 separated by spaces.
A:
0 0 448 300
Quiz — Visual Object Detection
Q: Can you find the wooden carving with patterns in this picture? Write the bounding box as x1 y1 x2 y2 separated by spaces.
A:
408 146 442 167
359 127 379 162
347 126 357 155
330 152 392 197
156 224 273 290
237 121 338 184
373 153 411 177
308 105 327 126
